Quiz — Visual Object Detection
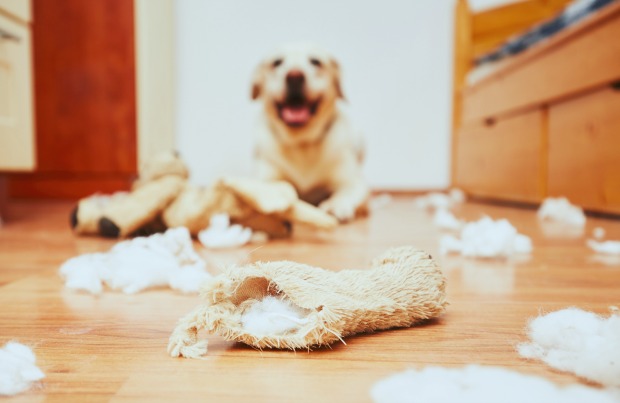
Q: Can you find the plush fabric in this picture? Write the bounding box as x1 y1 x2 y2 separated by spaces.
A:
168 246 447 358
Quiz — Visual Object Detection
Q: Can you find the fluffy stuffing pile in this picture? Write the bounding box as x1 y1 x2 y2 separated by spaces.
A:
440 216 532 258
240 296 311 337
59 227 211 294
537 197 586 227
587 240 620 255
433 208 463 231
518 307 620 387
370 365 616 403
413 189 465 210
198 214 253 249
0 342 45 396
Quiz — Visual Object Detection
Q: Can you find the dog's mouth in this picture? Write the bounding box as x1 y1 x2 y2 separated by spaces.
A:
276 96 320 127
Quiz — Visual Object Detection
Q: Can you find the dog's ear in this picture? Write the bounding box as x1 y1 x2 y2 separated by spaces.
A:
330 58 345 100
251 63 265 100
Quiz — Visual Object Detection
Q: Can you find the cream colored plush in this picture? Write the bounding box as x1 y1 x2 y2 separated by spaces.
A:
168 246 447 358
71 152 338 238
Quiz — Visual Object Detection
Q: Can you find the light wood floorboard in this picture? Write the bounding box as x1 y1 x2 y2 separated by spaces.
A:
0 197 619 402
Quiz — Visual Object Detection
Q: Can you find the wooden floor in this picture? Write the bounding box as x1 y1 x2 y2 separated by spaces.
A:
1 197 619 402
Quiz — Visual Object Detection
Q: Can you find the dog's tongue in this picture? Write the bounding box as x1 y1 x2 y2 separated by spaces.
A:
281 106 310 125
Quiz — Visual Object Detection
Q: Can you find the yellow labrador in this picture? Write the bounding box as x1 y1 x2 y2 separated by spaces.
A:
251 43 368 222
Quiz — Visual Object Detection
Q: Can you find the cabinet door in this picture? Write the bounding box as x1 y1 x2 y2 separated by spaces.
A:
0 13 35 171
549 87 620 214
454 110 544 203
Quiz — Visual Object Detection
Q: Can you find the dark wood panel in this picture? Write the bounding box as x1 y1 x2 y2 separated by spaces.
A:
9 0 137 199
8 173 134 200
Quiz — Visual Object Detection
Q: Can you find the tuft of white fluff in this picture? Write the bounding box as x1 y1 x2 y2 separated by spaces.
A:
414 189 465 210
0 342 45 396
587 240 620 255
59 227 211 294
370 365 617 403
198 214 252 249
537 197 586 227
240 296 310 337
518 307 620 387
433 208 463 231
369 193 393 211
593 227 606 240
440 216 532 258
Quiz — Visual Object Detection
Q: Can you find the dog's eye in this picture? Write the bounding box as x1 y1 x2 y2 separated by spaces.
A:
310 58 322 67
272 58 283 68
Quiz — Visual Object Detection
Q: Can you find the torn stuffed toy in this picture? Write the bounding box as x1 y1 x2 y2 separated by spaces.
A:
168 246 447 358
70 152 338 239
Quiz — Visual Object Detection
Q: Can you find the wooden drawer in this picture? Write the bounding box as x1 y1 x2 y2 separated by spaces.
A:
454 109 543 203
463 5 620 122
549 87 620 214
0 12 34 171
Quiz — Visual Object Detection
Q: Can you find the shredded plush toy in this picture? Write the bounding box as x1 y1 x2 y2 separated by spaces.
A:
168 246 447 358
70 152 338 239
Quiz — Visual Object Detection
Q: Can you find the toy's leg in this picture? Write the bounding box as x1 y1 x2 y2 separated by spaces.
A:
168 303 234 358
168 305 210 359
99 176 185 237
71 193 128 235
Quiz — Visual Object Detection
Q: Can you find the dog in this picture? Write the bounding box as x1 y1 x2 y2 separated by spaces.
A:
251 43 368 222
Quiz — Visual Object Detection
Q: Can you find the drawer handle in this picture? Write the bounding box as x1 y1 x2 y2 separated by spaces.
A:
0 28 20 42
611 80 620 91
484 117 496 127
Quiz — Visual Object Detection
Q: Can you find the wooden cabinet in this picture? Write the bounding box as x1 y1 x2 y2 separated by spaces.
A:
8 0 138 199
455 110 543 203
0 2 35 171
549 87 620 214
453 2 620 215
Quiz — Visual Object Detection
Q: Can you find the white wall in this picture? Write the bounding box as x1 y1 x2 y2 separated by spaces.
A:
175 0 477 190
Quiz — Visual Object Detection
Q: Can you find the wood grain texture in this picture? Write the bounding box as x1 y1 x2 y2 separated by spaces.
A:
1 197 619 402
8 0 137 198
454 110 543 203
463 2 620 122
451 0 472 185
548 87 620 214
471 0 572 58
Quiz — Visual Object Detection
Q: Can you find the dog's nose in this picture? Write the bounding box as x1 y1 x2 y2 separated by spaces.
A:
286 70 305 90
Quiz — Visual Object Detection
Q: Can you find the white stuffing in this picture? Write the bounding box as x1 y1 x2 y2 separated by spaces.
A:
0 342 45 396
440 216 532 258
370 365 617 403
518 307 620 387
414 189 465 210
59 227 211 294
593 227 606 240
433 208 463 231
198 214 252 249
537 197 586 227
369 193 393 211
240 296 310 337
587 239 620 255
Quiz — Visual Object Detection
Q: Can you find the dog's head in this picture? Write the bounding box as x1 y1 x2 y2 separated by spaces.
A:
251 43 344 132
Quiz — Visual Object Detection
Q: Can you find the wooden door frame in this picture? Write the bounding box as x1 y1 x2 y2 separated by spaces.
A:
134 0 176 168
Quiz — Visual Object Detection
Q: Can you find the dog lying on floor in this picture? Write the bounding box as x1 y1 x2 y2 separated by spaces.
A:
250 42 369 222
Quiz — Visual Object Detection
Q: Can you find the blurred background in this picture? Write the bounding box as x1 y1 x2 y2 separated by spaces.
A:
0 0 508 201
2 0 618 217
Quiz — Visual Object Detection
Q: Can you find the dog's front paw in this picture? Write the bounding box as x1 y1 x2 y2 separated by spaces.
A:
319 197 357 222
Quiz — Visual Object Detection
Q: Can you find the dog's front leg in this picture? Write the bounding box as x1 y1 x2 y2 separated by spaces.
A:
319 158 369 222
